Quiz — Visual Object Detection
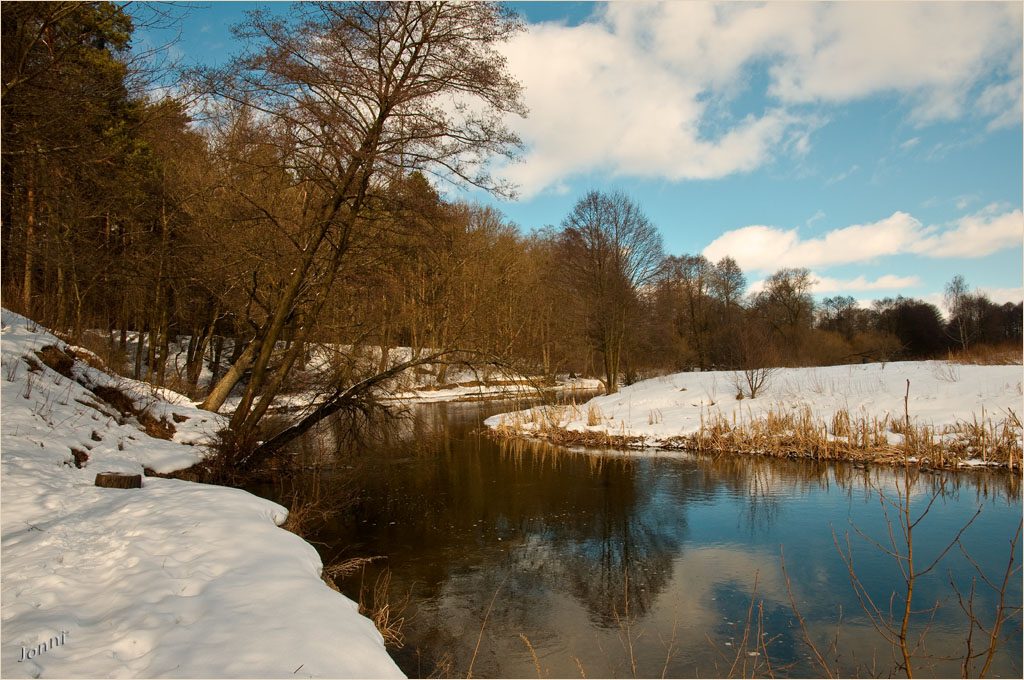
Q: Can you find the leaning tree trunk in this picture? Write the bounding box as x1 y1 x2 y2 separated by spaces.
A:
241 350 454 469
200 338 259 413
224 144 379 436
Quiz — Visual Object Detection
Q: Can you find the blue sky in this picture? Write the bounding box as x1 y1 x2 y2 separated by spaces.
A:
135 2 1023 310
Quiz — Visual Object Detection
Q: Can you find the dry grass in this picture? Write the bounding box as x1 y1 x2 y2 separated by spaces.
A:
947 343 1023 366
490 406 644 450
678 406 1020 470
91 383 176 441
320 531 412 652
351 566 410 649
520 634 543 679
35 345 76 378
33 343 178 441
68 447 89 469
324 556 385 580
489 403 1022 471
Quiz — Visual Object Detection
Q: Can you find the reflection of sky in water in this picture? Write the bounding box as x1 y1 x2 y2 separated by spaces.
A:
261 399 1022 679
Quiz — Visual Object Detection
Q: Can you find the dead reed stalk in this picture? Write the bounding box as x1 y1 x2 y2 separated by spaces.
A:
467 572 509 679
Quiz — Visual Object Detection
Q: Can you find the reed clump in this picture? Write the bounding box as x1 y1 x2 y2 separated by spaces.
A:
946 342 1022 366
488 404 1022 471
671 407 893 464
359 568 409 649
489 405 644 449
673 407 1020 470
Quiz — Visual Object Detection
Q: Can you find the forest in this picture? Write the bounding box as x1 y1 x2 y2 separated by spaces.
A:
3 2 1021 460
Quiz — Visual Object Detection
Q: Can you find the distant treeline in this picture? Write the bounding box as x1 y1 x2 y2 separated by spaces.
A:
3 3 1020 437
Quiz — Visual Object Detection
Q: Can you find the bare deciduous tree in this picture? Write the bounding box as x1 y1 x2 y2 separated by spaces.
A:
557 190 664 394
755 267 816 364
196 1 526 462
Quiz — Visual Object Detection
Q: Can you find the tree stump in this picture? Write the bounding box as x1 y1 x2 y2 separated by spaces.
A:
94 472 142 489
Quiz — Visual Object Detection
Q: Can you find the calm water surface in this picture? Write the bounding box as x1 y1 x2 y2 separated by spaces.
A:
251 397 1022 678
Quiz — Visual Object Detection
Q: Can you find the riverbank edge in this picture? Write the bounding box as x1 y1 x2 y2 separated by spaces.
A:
484 408 1021 472
0 309 405 679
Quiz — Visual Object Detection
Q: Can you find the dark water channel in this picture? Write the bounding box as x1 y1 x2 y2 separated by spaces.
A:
249 397 1022 678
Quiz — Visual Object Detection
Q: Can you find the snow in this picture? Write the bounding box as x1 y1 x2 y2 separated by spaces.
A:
385 377 603 404
486 362 1023 454
1 310 404 678
115 331 589 411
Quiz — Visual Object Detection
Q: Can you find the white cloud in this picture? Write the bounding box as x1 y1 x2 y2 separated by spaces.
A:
954 194 979 211
976 50 1023 131
826 164 859 185
920 293 946 315
763 3 1022 124
911 206 1023 258
703 212 926 272
746 272 921 297
977 286 1024 306
812 274 922 294
920 286 1024 317
499 3 1021 196
703 208 1022 274
498 21 808 196
917 286 1019 319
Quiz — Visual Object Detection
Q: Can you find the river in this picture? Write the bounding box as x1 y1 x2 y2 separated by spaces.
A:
248 396 1022 678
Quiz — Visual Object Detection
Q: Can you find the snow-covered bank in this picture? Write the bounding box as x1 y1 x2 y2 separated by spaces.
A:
1 310 403 678
107 328 594 410
486 362 1023 466
385 377 603 404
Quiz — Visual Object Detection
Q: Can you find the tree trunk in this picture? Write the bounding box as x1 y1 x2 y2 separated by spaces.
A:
377 312 393 374
55 246 66 331
22 160 36 315
187 308 216 391
73 279 85 338
134 328 146 380
95 472 142 489
145 315 157 383
186 331 198 368
227 218 338 429
155 310 169 387
210 335 225 387
226 155 377 436
118 293 128 351
603 346 617 394
236 323 311 433
235 222 360 436
200 338 259 413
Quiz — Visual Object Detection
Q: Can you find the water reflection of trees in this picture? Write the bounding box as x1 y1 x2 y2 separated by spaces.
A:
488 437 682 624
272 401 1022 677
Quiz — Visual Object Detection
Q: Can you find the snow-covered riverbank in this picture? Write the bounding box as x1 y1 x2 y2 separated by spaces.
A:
486 362 1023 467
0 310 403 678
384 377 603 403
